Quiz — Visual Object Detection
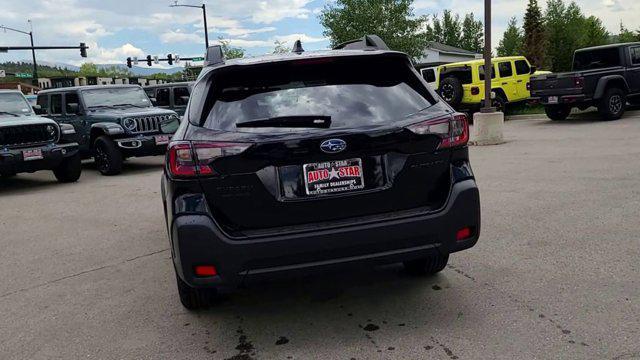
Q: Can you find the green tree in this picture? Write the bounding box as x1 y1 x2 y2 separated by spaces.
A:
441 10 462 47
523 0 546 69
218 38 245 59
273 40 289 54
460 13 483 53
319 0 429 59
617 23 640 42
79 63 100 76
497 17 523 56
581 16 609 47
545 0 587 72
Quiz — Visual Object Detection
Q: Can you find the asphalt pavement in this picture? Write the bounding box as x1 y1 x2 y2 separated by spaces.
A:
1 110 639 359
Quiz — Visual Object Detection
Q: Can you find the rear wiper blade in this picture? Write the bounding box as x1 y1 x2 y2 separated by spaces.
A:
236 115 331 129
0 111 20 117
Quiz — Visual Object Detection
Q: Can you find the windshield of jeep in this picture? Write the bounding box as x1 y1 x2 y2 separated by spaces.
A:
82 87 152 109
0 92 33 117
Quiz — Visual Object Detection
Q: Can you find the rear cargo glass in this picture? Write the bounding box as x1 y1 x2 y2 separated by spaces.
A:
200 56 435 131
573 48 621 71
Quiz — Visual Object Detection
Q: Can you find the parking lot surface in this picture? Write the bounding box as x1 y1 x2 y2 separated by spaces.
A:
1 111 639 360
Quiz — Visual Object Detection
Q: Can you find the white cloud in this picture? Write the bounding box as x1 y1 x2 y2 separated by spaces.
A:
160 30 204 44
251 0 313 24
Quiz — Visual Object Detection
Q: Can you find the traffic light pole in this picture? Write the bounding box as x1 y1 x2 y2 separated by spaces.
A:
0 24 39 86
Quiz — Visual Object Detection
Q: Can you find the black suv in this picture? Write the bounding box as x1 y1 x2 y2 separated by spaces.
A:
530 42 640 120
144 82 193 117
37 85 180 175
0 90 81 182
161 36 481 309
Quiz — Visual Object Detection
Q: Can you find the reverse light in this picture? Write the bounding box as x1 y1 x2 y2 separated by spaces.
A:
407 113 469 149
194 265 217 277
573 76 584 88
456 227 472 241
167 141 250 178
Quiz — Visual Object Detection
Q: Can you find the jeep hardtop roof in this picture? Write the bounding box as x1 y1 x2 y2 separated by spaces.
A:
439 56 529 69
38 84 142 95
576 42 640 52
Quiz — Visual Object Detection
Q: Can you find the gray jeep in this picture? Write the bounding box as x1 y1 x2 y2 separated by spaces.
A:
36 85 180 175
0 90 81 182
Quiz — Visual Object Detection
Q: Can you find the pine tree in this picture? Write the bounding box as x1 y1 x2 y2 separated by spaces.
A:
441 10 462 47
497 17 523 56
460 13 484 53
523 0 546 69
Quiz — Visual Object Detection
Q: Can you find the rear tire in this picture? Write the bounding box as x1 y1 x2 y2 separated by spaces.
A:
93 136 123 176
438 76 463 108
403 253 449 275
544 105 571 121
53 153 82 183
176 274 219 310
598 87 626 120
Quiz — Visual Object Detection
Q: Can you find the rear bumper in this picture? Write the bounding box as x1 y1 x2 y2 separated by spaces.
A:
114 134 170 158
0 143 79 175
529 94 588 105
169 179 481 290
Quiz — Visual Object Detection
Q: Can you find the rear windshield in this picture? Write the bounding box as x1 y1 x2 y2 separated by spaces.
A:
573 48 621 71
200 56 435 131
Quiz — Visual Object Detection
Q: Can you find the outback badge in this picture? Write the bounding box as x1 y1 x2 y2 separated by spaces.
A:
320 139 347 154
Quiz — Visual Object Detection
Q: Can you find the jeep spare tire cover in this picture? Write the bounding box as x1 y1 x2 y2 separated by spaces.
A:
439 76 463 108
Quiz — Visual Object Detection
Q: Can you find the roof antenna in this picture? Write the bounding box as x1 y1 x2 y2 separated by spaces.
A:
292 40 304 54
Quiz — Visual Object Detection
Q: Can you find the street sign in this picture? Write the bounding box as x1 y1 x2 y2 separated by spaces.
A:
175 55 180 63
0 70 5 78
15 73 33 79
153 55 159 64
191 57 204 61
133 57 138 65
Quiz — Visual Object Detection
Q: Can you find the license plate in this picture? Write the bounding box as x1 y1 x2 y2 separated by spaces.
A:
547 96 559 104
22 148 43 161
154 135 170 145
303 158 365 196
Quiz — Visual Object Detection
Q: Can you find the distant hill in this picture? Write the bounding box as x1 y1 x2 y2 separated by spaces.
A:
2 60 184 77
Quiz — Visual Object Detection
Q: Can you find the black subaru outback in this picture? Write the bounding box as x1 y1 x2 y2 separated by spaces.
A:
161 36 481 309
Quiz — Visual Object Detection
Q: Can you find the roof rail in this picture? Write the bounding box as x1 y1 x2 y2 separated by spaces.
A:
204 45 225 67
333 35 389 51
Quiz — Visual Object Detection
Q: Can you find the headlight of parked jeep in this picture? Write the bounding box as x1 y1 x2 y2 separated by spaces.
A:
59 123 76 135
122 117 137 132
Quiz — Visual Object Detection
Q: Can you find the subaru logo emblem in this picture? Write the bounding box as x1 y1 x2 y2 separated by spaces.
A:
320 139 347 154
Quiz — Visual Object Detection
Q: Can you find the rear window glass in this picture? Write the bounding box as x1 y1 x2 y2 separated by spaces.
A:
631 47 640 65
201 57 435 132
498 62 513 77
50 94 63 115
515 60 530 75
174 87 190 106
573 48 621 70
479 65 496 80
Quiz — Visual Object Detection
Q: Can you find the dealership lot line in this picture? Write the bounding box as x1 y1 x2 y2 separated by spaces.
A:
1 111 639 359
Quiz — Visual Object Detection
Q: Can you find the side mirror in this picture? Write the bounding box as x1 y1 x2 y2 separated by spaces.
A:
67 103 79 114
530 66 537 74
32 105 44 114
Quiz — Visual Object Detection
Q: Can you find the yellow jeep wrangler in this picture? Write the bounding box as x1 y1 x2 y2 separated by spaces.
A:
422 56 540 112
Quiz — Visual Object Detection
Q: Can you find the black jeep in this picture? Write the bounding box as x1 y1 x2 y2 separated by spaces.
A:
530 42 640 120
162 36 481 309
37 85 180 175
0 90 81 182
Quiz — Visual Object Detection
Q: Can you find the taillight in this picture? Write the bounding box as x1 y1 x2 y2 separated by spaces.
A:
407 113 469 149
167 141 250 178
471 86 480 95
573 76 584 88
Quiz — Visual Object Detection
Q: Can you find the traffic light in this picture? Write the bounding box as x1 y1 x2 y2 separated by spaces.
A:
126 57 132 68
167 54 173 65
80 42 87 58
146 55 152 66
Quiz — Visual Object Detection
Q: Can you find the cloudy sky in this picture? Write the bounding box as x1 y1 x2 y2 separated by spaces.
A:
0 0 637 67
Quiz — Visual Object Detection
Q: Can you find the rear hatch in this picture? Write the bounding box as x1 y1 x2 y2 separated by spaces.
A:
180 55 466 237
